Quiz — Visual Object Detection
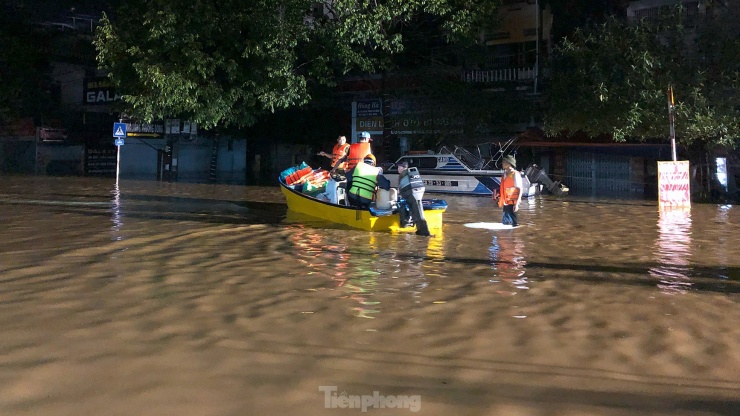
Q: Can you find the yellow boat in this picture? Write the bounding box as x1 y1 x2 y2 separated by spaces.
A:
279 177 447 233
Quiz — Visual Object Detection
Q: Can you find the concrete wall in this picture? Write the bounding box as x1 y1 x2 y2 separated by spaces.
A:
0 138 36 173
216 137 247 173
0 139 85 176
37 143 85 175
1 134 247 181
176 136 247 181
52 62 86 110
119 139 162 178
118 136 247 181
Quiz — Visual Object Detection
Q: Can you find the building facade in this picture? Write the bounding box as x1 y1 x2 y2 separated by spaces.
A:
0 12 248 183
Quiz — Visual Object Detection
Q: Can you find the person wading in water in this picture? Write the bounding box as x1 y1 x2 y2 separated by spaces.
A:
497 154 522 227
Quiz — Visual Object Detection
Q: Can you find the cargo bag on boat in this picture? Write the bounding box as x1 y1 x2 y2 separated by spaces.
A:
302 179 326 196
280 162 310 182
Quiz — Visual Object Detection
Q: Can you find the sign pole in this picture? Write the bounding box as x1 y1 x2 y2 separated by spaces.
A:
116 144 121 184
667 85 677 161
534 0 539 96
112 122 127 184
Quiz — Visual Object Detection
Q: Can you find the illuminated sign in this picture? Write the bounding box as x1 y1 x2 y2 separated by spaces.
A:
125 122 164 137
658 161 691 209
83 77 120 105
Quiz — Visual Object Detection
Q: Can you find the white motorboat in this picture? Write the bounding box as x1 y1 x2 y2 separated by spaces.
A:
382 145 568 197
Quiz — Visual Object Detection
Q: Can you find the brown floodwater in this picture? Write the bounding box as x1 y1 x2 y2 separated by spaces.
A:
0 176 738 416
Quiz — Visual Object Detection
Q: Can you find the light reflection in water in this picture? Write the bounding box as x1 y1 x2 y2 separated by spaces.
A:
716 204 732 223
110 183 124 242
650 209 693 294
344 233 382 319
286 226 446 318
287 226 381 318
395 232 444 301
424 230 446 262
714 205 732 279
488 234 528 294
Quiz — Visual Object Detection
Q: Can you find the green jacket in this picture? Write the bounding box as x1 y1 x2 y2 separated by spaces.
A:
349 162 379 200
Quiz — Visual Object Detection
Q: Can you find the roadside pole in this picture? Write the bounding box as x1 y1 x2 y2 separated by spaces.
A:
116 143 121 183
113 122 127 184
658 85 690 210
667 85 677 161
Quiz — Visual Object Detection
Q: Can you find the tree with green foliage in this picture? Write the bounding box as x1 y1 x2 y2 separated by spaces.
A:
94 0 499 130
544 4 740 148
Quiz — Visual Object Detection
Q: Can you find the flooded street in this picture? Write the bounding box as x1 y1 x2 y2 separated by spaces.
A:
0 176 738 416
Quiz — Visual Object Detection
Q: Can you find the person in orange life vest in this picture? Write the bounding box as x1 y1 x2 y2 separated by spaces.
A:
330 131 373 174
332 131 373 194
318 135 350 172
497 154 522 226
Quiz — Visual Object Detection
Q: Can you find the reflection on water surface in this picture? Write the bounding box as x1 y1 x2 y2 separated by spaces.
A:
651 209 693 294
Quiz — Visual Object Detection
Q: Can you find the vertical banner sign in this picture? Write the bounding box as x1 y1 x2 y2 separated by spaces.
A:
352 99 383 143
658 161 690 209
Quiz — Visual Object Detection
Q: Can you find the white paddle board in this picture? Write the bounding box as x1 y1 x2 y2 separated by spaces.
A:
463 222 519 230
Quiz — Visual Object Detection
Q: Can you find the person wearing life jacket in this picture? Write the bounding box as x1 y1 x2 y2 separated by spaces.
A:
318 135 350 173
497 154 523 227
332 131 374 199
331 131 373 174
347 156 382 209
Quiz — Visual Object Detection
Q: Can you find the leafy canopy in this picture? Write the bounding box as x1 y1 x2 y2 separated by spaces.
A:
544 5 740 147
94 0 499 129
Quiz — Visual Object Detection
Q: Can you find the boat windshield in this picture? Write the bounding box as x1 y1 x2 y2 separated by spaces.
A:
393 137 521 171
439 145 485 170
440 136 521 170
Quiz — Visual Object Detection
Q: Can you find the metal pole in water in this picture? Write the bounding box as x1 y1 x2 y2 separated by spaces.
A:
116 143 121 184
113 119 125 184
668 85 677 161
534 0 539 96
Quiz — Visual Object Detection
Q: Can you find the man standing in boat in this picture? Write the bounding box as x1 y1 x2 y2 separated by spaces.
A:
497 154 522 227
331 131 374 193
330 131 373 173
317 135 350 173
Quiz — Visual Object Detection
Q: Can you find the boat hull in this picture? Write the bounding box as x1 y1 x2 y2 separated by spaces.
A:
279 180 445 233
383 171 539 197
383 171 493 195
385 144 566 197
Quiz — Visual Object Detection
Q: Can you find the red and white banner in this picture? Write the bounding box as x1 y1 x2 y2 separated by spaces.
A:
658 161 691 209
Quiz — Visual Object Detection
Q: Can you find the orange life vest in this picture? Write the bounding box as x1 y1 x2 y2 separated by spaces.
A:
346 142 372 170
498 171 521 207
331 143 350 170
286 166 313 185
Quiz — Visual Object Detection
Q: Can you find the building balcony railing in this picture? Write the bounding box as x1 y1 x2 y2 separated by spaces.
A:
38 15 101 34
461 67 537 83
